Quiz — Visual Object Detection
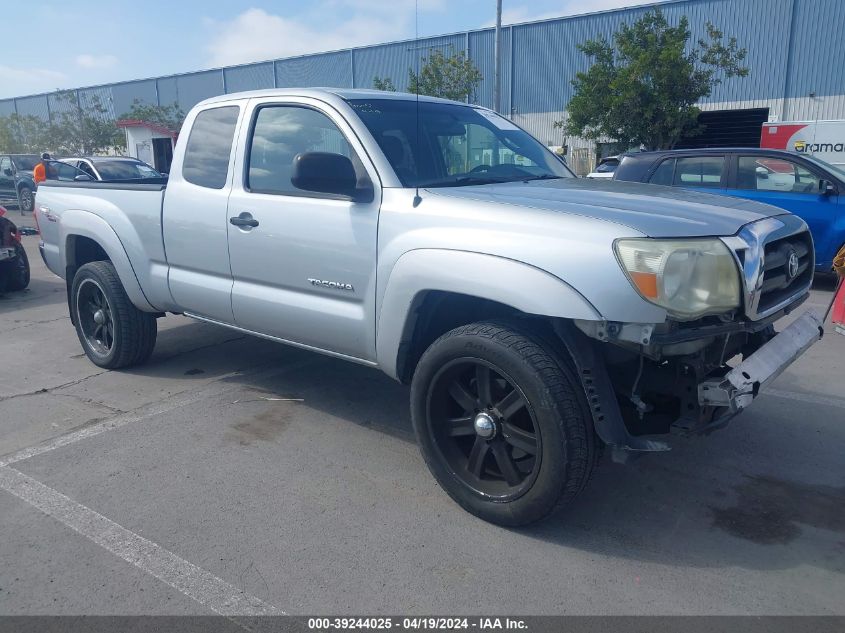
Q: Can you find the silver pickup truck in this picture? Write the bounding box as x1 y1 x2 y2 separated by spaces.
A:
35 89 823 525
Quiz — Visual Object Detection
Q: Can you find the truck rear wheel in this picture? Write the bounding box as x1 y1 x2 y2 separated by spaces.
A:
410 321 597 526
18 186 34 214
71 261 157 369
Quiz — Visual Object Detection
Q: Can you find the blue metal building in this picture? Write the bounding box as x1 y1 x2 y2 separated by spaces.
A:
1 0 843 171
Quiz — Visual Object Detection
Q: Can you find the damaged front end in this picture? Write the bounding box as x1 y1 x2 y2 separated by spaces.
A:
562 215 822 456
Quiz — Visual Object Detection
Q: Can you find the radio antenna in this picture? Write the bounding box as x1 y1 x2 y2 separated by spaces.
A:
412 0 422 207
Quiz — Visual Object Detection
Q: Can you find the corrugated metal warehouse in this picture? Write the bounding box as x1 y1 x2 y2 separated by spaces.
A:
1 0 844 173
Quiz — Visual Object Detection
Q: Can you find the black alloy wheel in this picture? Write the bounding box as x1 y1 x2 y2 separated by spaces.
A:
426 358 541 500
411 321 599 526
76 277 116 357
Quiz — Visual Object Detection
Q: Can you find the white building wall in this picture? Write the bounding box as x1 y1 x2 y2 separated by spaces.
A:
124 127 173 168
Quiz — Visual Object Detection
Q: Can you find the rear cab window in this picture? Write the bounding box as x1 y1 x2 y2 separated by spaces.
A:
182 106 240 189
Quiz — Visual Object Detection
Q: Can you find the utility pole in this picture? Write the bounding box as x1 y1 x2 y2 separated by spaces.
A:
493 0 502 114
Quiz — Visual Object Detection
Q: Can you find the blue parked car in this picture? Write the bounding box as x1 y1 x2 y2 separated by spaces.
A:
613 148 845 272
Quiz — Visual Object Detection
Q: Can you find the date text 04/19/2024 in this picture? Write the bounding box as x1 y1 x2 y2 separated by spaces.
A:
307 617 528 630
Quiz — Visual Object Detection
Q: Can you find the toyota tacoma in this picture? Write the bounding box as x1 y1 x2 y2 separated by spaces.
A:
35 89 823 525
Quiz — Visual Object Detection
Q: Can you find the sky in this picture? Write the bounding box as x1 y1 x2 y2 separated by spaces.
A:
0 0 659 99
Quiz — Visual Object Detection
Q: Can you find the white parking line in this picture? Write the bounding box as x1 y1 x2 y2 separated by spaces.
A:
0 466 282 616
766 387 845 410
0 358 319 616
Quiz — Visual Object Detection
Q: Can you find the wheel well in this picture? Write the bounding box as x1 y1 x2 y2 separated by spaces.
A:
65 235 110 324
396 291 537 383
66 234 109 271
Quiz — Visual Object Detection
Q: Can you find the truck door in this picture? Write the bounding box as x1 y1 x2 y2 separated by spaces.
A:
226 98 381 362
162 103 245 323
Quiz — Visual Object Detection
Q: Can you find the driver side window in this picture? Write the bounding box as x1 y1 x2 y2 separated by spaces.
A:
736 156 820 193
247 105 361 196
437 123 538 176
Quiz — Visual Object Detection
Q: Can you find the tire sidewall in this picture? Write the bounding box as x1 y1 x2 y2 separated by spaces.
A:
411 325 584 525
71 264 121 367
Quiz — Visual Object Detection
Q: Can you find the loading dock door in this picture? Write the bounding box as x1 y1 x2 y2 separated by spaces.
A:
675 108 769 149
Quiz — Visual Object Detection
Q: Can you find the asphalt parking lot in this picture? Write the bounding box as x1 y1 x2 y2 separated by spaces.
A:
1 227 844 616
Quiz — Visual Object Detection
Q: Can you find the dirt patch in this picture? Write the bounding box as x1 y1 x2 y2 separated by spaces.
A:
710 475 845 545
227 409 292 446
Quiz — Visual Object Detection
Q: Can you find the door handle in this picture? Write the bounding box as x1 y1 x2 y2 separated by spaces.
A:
229 213 259 228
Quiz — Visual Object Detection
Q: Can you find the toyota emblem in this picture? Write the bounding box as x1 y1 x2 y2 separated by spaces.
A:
787 250 800 280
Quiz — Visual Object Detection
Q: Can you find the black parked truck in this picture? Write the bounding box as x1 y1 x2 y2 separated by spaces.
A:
0 154 39 214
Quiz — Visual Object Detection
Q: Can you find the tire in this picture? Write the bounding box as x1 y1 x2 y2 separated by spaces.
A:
5 243 30 291
71 261 157 369
410 320 597 526
17 186 34 214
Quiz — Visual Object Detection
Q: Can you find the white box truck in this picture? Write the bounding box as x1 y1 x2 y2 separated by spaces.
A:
761 120 845 167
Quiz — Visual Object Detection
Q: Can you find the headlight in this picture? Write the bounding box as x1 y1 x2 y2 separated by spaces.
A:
614 238 741 319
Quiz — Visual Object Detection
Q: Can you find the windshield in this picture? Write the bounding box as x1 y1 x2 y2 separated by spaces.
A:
595 160 618 173
93 160 162 180
11 155 39 171
802 154 845 181
346 99 573 187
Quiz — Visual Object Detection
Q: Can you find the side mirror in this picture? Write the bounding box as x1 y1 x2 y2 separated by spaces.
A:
74 174 93 182
820 179 837 196
755 166 769 179
2 168 12 177
291 152 372 202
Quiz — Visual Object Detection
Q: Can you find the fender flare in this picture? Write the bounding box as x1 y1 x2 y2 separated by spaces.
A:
61 209 156 312
376 249 602 379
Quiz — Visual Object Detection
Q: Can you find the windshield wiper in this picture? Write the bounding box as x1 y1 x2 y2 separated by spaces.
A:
522 174 564 182
420 176 512 188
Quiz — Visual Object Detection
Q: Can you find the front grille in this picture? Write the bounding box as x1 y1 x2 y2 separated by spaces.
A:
758 232 813 313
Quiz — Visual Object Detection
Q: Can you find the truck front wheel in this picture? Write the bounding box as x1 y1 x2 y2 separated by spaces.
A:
71 261 157 369
410 321 598 526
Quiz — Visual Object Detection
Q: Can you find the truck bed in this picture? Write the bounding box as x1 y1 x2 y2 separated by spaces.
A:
35 178 171 311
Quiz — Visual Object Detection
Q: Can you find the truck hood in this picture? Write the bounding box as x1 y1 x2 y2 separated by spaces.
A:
427 177 786 237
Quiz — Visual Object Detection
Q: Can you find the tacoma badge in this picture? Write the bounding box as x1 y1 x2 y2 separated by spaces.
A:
307 278 354 291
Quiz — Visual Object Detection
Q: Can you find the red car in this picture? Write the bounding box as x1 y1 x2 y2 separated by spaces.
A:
0 205 30 292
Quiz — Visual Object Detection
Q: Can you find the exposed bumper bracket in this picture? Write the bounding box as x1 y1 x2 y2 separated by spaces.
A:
698 309 823 413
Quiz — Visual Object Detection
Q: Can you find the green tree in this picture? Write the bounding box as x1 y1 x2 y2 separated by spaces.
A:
557 9 749 150
409 47 482 102
0 116 21 152
373 47 483 102
47 90 124 155
0 114 53 153
119 99 185 132
372 76 396 92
